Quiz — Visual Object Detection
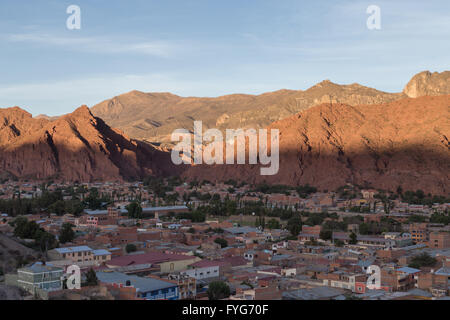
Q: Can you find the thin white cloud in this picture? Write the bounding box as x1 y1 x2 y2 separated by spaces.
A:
5 33 174 57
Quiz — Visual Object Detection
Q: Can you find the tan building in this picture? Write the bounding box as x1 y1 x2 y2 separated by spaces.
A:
428 232 450 249
48 246 111 264
409 223 429 243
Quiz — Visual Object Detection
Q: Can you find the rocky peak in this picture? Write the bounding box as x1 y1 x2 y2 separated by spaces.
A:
403 70 450 98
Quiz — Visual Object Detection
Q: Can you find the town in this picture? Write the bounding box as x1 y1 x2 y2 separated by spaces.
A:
0 177 448 300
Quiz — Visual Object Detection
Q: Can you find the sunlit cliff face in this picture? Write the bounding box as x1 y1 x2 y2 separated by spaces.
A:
181 95 450 195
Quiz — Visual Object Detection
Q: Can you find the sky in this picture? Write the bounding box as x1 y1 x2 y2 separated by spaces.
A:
0 0 449 116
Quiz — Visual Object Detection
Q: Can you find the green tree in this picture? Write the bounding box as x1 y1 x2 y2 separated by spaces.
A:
214 238 228 248
59 223 75 244
349 232 358 245
408 215 427 223
408 253 437 269
84 188 103 210
85 268 98 286
48 200 66 215
126 201 143 219
359 223 370 235
207 281 231 300
126 244 137 253
296 184 317 198
287 216 302 237
319 229 333 241
334 239 344 247
187 227 196 234
267 218 280 230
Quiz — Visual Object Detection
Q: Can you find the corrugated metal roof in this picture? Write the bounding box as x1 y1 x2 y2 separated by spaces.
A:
96 271 176 293
55 245 92 254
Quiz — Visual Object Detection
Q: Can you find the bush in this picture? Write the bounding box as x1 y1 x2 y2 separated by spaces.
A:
408 253 437 269
349 232 358 245
84 268 98 286
319 229 333 241
126 244 137 253
287 216 302 237
207 281 230 300
214 238 228 248
59 223 75 244
296 185 317 198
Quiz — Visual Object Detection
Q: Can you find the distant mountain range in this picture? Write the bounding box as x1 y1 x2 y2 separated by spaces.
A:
0 70 448 194
91 71 450 146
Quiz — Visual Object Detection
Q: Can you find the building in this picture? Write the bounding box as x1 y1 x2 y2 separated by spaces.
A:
321 271 367 292
96 271 179 300
106 251 200 274
182 260 221 280
49 245 94 263
428 232 450 249
409 223 429 243
17 262 64 294
92 249 113 264
76 207 120 227
168 274 197 299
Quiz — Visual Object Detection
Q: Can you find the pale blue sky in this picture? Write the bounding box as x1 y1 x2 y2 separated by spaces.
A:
0 0 449 116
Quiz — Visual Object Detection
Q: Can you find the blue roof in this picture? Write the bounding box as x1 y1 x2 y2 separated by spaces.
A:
397 267 421 274
96 271 177 293
224 226 260 234
435 267 450 276
271 254 291 261
92 249 111 256
21 262 63 273
85 210 108 215
357 260 375 267
55 245 92 254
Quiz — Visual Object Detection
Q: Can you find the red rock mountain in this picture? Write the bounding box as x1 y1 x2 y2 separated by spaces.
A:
91 79 404 145
90 71 448 147
182 95 450 194
0 106 178 182
0 72 448 194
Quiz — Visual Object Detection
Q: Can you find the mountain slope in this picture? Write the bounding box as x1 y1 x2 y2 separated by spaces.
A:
0 106 177 182
181 95 450 194
91 80 404 145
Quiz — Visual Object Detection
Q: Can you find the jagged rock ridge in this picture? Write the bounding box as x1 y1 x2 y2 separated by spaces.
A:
0 106 177 182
